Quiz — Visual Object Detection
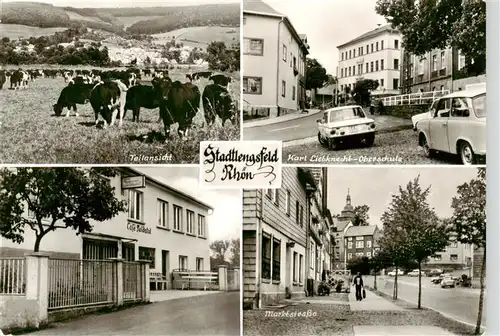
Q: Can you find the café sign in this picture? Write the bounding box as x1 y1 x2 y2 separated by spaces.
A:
122 175 146 189
127 222 151 234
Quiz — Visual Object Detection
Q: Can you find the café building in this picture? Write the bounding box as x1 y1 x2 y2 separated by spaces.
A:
0 167 213 278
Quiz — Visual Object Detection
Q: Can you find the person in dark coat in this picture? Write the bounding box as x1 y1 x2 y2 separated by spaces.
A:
353 272 364 301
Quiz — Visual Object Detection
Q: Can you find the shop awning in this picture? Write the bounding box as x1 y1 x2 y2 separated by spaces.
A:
82 232 138 243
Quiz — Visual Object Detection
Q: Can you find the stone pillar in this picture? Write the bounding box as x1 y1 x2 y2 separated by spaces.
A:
218 265 228 291
109 258 123 306
25 253 50 327
138 260 150 302
233 268 240 291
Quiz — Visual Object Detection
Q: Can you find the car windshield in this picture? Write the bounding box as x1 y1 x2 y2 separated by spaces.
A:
329 107 365 122
472 94 486 117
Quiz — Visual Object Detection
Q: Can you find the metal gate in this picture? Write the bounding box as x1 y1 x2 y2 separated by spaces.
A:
123 261 144 301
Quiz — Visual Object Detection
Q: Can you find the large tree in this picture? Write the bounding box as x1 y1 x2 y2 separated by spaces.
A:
375 0 486 73
450 167 486 335
210 239 231 263
351 79 379 107
353 205 370 226
0 167 127 252
305 58 329 91
229 237 240 267
369 249 391 290
379 176 450 305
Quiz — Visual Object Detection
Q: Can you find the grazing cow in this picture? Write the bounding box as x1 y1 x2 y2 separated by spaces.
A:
124 78 172 122
202 83 234 125
53 83 94 117
0 71 6 90
209 74 232 87
159 81 200 137
63 71 74 83
68 75 88 85
191 71 213 81
9 70 29 89
90 80 128 128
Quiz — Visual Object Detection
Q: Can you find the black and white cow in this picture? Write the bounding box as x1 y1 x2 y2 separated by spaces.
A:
0 71 6 90
89 80 128 128
124 77 172 122
9 69 29 89
53 83 95 117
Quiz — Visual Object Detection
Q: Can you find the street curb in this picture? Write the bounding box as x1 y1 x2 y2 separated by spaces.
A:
243 110 323 129
282 124 413 149
365 286 487 334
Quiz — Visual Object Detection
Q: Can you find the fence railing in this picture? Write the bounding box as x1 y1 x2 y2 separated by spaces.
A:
48 258 114 310
123 261 146 301
172 269 218 290
0 258 26 295
382 90 450 106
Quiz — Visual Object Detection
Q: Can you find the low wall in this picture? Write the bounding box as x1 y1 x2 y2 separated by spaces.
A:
0 296 45 332
453 74 486 91
381 104 431 119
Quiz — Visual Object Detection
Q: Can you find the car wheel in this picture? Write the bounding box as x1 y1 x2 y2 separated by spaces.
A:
318 132 327 148
364 134 375 147
459 141 476 165
420 134 433 158
328 138 337 151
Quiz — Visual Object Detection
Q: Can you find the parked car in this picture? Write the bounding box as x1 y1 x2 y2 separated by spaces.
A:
416 87 486 165
431 276 442 284
441 276 456 288
388 269 404 276
317 105 376 150
408 269 424 277
427 269 443 277
412 100 437 131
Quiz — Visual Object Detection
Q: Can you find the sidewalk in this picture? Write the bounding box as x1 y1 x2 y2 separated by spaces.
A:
149 290 222 302
349 288 403 311
243 109 322 128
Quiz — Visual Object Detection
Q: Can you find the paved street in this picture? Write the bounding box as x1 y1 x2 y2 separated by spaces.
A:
282 129 461 165
27 292 239 336
367 276 485 327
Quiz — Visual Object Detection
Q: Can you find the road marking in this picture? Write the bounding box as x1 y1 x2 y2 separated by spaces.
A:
268 125 300 132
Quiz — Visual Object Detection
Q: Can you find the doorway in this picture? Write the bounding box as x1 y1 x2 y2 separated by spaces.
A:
162 250 170 289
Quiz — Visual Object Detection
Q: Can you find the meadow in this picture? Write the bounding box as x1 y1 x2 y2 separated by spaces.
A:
0 24 68 39
0 66 240 164
152 26 240 49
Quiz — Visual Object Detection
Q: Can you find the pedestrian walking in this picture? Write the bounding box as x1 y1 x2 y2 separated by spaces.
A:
353 272 364 301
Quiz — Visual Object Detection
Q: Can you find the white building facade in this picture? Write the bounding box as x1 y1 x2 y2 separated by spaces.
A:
337 24 402 97
0 168 213 285
243 0 309 118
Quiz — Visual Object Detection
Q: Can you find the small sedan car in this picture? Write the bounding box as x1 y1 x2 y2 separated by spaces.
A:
408 269 424 277
441 276 456 288
416 87 486 164
317 105 376 150
388 269 404 276
412 100 437 131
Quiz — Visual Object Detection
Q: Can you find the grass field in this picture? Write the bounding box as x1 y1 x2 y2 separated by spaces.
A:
153 26 239 49
0 24 68 39
115 16 166 29
0 68 240 164
64 10 109 25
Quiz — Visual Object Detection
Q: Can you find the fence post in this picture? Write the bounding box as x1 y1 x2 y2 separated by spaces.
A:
138 260 150 302
25 253 49 327
218 265 228 291
233 267 240 291
109 258 123 306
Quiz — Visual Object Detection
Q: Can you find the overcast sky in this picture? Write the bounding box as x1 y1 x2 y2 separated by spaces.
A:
264 0 388 74
4 0 238 8
134 167 241 242
327 167 479 228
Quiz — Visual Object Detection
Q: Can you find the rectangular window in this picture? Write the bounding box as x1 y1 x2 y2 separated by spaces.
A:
393 78 399 90
173 205 183 232
381 40 384 49
432 55 437 71
347 242 353 249
432 254 442 261
419 59 425 74
441 51 446 69
293 252 298 282
186 210 195 234
157 199 169 228
450 254 458 261
458 50 466 70
281 80 286 97
375 60 379 71
394 39 399 49
293 56 297 69
348 67 351 76
273 189 279 205
367 240 372 248
371 43 374 53
370 62 374 72
341 68 344 77
272 238 281 281
366 45 369 54
394 59 399 70
348 253 352 260
179 255 188 270
196 257 203 271
283 45 287 62
128 190 143 222
261 233 271 279
290 52 292 67
366 63 369 73
341 52 344 61
243 38 263 56
292 86 296 100
198 214 206 237
295 200 300 224
381 59 384 70
376 41 379 51
356 241 364 248
352 65 356 76
353 49 356 58
139 247 155 268
349 50 351 58
286 190 291 215
299 254 303 283
300 205 304 227
380 78 384 87
243 76 262 95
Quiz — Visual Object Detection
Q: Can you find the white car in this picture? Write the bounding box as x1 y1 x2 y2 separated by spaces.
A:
317 105 376 150
408 269 422 277
388 270 404 276
416 87 486 164
412 100 437 131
